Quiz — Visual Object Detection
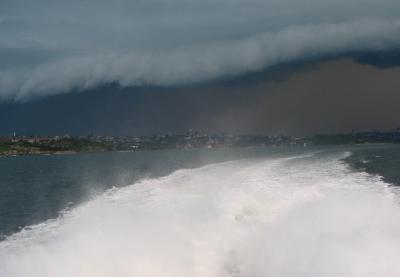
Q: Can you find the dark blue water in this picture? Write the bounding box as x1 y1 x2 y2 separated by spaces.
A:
1 144 399 240
0 147 299 239
345 144 400 186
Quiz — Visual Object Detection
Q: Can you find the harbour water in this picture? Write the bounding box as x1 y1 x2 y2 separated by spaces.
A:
1 144 400 276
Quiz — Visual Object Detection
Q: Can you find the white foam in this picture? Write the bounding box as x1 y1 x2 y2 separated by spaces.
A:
1 152 400 277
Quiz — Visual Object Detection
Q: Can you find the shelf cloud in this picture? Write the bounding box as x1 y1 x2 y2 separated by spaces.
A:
2 0 400 101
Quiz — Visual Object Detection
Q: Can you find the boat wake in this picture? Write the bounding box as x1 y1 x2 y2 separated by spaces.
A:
1 151 400 277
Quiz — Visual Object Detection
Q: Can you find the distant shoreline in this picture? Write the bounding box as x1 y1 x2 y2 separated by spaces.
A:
1 131 399 158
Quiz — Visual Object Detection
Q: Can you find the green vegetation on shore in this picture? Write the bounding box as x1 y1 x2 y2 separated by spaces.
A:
0 138 112 157
0 143 11 153
1 130 399 157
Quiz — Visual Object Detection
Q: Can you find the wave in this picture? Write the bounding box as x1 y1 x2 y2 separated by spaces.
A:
1 151 400 276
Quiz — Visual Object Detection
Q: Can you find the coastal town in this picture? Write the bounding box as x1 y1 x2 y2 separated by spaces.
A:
1 129 400 157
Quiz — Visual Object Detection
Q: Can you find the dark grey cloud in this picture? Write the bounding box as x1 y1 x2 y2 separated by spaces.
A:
212 59 400 135
1 59 400 135
2 0 400 101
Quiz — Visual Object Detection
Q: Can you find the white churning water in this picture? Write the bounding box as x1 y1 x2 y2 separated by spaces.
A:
1 151 400 277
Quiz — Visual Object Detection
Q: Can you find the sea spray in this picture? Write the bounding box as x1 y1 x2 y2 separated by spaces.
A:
1 151 400 277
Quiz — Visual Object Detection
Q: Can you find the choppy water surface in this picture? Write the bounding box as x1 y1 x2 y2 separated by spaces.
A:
0 145 400 276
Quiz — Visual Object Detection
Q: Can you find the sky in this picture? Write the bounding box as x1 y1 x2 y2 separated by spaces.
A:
1 58 400 136
1 0 400 134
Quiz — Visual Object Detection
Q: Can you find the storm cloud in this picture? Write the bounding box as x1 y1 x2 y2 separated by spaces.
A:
1 59 400 136
2 0 400 101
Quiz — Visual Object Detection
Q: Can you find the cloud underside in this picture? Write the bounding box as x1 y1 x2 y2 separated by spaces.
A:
2 0 400 101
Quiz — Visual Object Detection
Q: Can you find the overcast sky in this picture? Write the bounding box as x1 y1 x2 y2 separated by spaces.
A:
2 0 400 101
1 0 400 135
